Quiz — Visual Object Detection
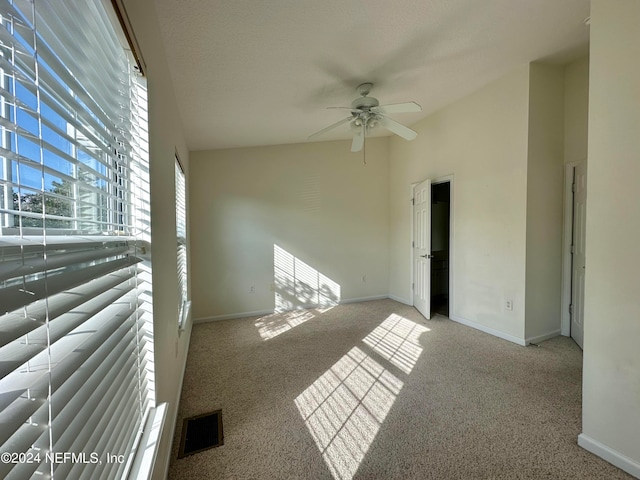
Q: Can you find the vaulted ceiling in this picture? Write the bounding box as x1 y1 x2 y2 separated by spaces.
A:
152 0 591 151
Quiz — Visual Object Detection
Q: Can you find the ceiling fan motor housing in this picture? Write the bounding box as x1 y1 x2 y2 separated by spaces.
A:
351 95 379 111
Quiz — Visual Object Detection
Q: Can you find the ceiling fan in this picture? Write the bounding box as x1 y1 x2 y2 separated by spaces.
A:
308 82 422 152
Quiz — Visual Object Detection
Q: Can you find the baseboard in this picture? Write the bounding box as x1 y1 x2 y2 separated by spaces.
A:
194 309 273 323
450 314 527 346
340 295 388 305
525 329 561 345
388 294 412 306
578 434 640 479
194 296 390 323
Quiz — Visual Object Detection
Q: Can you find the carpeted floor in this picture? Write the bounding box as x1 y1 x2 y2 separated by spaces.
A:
168 299 632 479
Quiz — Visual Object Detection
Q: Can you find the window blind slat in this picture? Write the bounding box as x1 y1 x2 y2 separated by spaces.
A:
0 276 137 379
34 47 121 142
0 397 47 452
0 256 140 314
74 388 147 480
50 327 134 418
7 330 138 479
0 84 115 179
52 360 139 479
99 397 145 480
0 330 131 456
35 1 128 101
48 300 142 389
6 53 118 161
0 18 31 56
0 240 132 282
7 49 118 151
56 355 138 450
0 316 137 461
2 11 123 147
0 292 139 418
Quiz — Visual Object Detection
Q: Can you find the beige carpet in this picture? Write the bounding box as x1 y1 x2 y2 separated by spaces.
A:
168 299 632 479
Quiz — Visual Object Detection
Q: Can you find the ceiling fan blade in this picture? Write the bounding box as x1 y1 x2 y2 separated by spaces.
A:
351 126 364 152
374 102 422 114
380 116 418 141
308 116 353 140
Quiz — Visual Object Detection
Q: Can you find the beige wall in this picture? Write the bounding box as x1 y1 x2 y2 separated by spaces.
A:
388 65 531 342
524 63 565 341
190 138 390 320
122 2 192 478
580 0 640 476
564 57 590 165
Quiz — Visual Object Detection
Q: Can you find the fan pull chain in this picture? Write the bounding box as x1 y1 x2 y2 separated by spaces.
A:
362 126 367 165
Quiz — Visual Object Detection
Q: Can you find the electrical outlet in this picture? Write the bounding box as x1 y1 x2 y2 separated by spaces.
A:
250 285 255 294
361 275 366 283
505 299 513 311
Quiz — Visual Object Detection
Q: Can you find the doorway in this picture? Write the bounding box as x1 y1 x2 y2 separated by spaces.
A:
412 177 452 320
430 181 450 316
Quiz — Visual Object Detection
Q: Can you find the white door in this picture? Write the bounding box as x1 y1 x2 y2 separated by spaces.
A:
413 179 432 319
571 162 587 349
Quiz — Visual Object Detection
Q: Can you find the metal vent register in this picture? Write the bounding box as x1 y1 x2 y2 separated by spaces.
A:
178 410 224 458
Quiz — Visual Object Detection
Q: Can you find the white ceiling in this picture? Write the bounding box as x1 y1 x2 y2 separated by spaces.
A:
152 0 590 152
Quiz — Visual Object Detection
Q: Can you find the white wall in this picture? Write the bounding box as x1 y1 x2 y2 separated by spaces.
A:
190 138 390 320
524 63 565 341
564 57 589 165
579 0 640 477
388 65 531 342
121 2 192 478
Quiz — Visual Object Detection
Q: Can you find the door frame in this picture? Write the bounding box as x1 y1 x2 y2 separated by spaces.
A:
410 174 454 316
560 161 585 337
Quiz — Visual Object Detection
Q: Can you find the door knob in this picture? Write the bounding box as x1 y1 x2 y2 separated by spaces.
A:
420 254 434 259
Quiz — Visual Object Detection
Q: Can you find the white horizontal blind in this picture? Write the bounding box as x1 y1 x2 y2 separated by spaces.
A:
0 1 154 479
175 157 188 327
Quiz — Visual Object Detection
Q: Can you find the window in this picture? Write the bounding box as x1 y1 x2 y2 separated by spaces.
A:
175 156 189 328
0 2 155 479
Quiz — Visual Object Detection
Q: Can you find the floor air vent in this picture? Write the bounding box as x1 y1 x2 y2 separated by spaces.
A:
178 410 224 458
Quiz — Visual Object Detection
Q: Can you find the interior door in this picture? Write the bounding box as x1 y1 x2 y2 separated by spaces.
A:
413 179 431 319
571 162 587 349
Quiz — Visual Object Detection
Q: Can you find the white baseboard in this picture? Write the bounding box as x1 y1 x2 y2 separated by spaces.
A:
194 309 273 323
525 329 561 345
388 294 412 306
340 295 388 305
194 296 390 324
578 434 640 479
450 314 527 346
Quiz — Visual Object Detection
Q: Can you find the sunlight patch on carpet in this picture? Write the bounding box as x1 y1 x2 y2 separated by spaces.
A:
362 314 430 374
255 309 316 340
295 315 429 479
295 347 402 480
